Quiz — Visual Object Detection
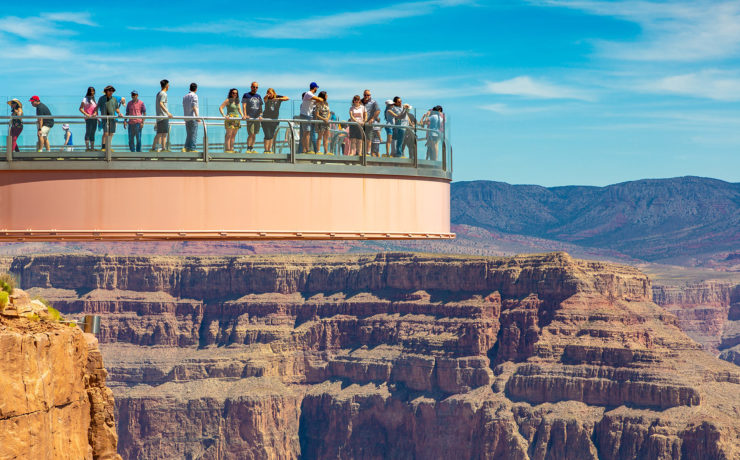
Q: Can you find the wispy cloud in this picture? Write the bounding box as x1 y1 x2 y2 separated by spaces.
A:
642 70 740 101
41 12 98 27
534 0 740 61
479 103 552 115
0 12 98 39
135 0 474 39
484 76 593 100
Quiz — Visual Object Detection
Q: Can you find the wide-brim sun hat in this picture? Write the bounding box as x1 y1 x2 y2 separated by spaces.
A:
7 98 22 108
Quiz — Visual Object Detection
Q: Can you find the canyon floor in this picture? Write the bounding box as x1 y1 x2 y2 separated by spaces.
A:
5 252 739 459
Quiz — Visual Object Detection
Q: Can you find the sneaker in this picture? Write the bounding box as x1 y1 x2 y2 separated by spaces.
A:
326 152 334 156
37 149 43 152
181 148 188 152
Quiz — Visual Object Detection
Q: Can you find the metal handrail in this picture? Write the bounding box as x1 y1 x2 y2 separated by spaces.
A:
2 114 448 172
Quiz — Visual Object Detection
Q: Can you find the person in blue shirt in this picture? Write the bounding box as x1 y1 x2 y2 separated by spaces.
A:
62 124 74 151
241 82 263 153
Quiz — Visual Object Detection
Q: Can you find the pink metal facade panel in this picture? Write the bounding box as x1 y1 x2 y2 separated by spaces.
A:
0 170 452 240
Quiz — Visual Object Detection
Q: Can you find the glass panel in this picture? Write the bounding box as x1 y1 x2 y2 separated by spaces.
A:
1 94 450 174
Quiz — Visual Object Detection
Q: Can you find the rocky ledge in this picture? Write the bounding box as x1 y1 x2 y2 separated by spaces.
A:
12 252 740 459
0 294 121 459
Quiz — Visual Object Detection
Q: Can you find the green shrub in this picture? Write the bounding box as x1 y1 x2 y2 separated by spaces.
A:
47 305 62 322
0 273 15 294
0 291 8 309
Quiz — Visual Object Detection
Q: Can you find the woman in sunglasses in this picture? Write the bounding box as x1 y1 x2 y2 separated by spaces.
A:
219 88 244 153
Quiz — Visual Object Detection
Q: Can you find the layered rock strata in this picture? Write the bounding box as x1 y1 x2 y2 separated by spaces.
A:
11 252 740 459
0 313 121 459
652 280 740 364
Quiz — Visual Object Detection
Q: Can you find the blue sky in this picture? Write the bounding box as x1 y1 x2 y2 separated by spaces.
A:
1 0 739 186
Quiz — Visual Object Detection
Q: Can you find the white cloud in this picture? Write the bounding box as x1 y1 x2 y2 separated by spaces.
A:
137 0 474 39
479 103 551 115
643 70 740 101
533 0 740 61
0 12 97 39
484 76 592 100
41 12 98 27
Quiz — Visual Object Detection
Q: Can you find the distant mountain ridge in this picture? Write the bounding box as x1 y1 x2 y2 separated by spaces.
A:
451 176 740 262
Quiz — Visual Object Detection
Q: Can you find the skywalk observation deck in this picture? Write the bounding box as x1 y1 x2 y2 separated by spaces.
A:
2 114 452 241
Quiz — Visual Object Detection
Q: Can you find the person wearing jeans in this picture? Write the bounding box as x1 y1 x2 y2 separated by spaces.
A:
124 90 146 152
182 82 199 152
386 96 409 158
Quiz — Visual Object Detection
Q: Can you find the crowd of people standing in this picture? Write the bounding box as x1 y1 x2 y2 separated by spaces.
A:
6 80 445 159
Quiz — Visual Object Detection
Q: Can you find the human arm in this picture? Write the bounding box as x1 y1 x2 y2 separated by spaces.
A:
193 96 200 119
278 96 290 102
158 97 171 118
79 101 88 118
371 108 380 123
219 100 227 117
241 100 249 119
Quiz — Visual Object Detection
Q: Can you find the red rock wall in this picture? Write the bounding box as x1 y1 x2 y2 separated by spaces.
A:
10 253 740 460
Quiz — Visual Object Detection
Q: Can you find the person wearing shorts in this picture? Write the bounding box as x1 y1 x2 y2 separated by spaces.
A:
362 90 380 156
262 88 289 153
383 99 394 156
29 95 53 152
151 79 173 152
97 86 121 151
314 91 331 154
242 82 263 153
348 95 367 156
219 88 244 153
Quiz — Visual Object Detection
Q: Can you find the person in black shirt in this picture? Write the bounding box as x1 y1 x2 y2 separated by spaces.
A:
29 96 53 152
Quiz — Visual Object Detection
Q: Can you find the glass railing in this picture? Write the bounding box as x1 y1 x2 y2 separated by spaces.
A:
1 114 450 175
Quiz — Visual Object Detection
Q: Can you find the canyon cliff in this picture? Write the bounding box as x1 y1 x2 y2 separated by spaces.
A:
652 278 740 366
9 252 740 459
0 308 121 459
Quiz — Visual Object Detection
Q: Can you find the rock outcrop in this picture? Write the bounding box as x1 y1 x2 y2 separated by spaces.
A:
0 308 121 459
10 252 740 459
652 279 740 367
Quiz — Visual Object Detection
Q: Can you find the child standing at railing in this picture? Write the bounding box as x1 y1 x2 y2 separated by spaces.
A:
62 124 73 151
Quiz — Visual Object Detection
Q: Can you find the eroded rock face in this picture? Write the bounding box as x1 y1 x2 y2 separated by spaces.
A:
652 280 740 366
0 315 121 460
11 252 740 460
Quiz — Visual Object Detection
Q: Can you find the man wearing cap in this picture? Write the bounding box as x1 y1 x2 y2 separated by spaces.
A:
97 86 122 151
125 90 147 152
299 82 322 153
29 96 53 152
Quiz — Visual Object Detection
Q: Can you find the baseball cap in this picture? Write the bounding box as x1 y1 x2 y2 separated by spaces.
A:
310 82 319 89
131 90 138 95
29 95 40 102
62 124 70 130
